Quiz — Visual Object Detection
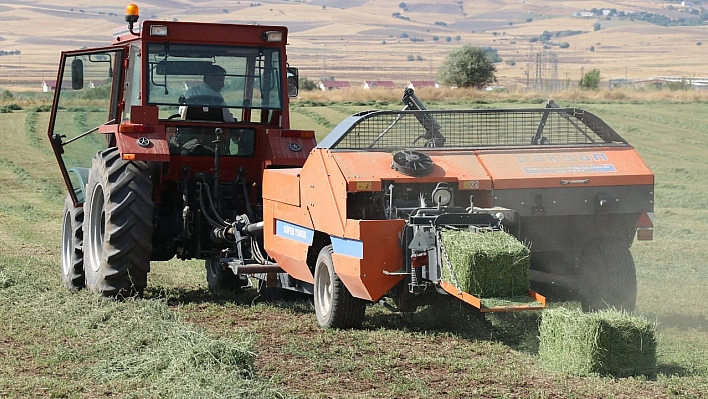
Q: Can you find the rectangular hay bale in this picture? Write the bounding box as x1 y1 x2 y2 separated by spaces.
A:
439 229 530 298
539 307 657 377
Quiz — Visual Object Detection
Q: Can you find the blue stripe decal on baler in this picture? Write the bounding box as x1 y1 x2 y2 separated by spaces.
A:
331 236 364 259
275 220 314 245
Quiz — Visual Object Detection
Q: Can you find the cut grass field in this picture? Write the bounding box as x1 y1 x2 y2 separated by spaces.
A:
1 93 707 398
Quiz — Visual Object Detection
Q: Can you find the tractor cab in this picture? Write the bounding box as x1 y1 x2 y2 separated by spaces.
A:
49 4 315 296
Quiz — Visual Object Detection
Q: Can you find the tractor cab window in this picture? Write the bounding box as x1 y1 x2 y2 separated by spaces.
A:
146 43 283 123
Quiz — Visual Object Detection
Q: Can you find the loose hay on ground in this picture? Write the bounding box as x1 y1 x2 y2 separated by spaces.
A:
439 229 530 297
539 307 657 377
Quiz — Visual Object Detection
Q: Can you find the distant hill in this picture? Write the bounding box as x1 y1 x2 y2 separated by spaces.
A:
2 0 707 91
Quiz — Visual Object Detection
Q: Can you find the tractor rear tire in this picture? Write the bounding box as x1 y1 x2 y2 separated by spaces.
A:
61 194 85 289
580 238 637 312
313 245 366 329
205 260 245 292
83 148 153 297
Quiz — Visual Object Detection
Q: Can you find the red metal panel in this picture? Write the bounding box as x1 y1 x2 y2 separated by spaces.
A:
476 147 654 189
114 129 170 162
265 130 316 167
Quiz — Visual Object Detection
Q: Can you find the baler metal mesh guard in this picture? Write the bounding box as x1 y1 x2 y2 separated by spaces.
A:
321 108 627 150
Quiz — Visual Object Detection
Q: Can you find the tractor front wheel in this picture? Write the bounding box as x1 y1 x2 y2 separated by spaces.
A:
580 238 637 312
313 245 366 328
83 148 153 297
205 260 246 292
61 194 84 289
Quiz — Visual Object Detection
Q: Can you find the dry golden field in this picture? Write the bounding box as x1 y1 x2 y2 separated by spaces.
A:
1 0 708 91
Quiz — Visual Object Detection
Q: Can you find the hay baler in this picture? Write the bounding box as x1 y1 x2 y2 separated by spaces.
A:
262 90 653 328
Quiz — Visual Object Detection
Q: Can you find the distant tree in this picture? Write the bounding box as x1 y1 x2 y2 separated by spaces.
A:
594 22 602 31
559 42 570 48
697 41 702 46
589 45 595 52
445 36 452 42
666 78 693 91
455 35 461 41
432 36 439 41
407 55 415 61
505 60 516 66
526 17 533 23
298 77 317 91
416 55 424 61
438 45 497 88
579 68 601 90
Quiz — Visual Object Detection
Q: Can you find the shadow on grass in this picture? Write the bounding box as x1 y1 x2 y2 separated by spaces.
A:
655 363 697 378
648 312 708 332
144 284 317 316
363 295 543 353
145 284 543 352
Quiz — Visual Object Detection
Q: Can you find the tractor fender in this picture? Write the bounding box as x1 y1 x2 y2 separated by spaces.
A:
68 167 90 203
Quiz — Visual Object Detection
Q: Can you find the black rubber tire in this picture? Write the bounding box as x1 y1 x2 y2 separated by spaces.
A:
205 260 244 292
61 194 85 289
83 148 153 297
580 238 637 312
313 245 366 329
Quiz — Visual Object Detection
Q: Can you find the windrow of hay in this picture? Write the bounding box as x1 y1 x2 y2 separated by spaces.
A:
439 229 530 298
539 307 657 378
90 299 284 399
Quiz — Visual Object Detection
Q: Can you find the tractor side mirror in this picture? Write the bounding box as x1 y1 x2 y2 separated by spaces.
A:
71 58 84 90
287 67 299 98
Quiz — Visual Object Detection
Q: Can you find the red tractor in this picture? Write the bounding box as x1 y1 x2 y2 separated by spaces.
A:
51 5 313 296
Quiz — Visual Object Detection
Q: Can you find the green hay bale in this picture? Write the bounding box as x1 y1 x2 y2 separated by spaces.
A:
539 307 657 377
439 229 530 297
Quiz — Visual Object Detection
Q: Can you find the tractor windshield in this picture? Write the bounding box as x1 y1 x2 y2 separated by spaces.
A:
146 43 283 118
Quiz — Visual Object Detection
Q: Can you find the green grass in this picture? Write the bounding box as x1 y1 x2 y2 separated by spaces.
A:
1 100 708 398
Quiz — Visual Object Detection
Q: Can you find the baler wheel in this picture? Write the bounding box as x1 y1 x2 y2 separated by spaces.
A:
580 238 637 312
61 194 85 289
314 245 365 329
83 148 153 297
205 260 246 292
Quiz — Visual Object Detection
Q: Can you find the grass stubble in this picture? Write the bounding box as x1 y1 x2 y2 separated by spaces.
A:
0 93 707 398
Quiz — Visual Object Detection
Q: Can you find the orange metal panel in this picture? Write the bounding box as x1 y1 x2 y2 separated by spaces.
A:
332 151 492 189
262 199 314 284
300 149 348 237
262 168 301 207
439 281 546 313
329 219 405 302
476 147 654 189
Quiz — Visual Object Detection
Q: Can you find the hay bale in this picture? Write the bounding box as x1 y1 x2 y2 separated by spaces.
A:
539 307 657 377
439 229 530 297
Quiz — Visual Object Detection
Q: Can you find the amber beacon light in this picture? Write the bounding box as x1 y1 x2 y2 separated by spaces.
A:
125 4 140 35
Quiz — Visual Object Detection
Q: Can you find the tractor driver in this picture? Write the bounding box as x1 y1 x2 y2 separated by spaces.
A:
186 64 227 105
182 64 235 122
